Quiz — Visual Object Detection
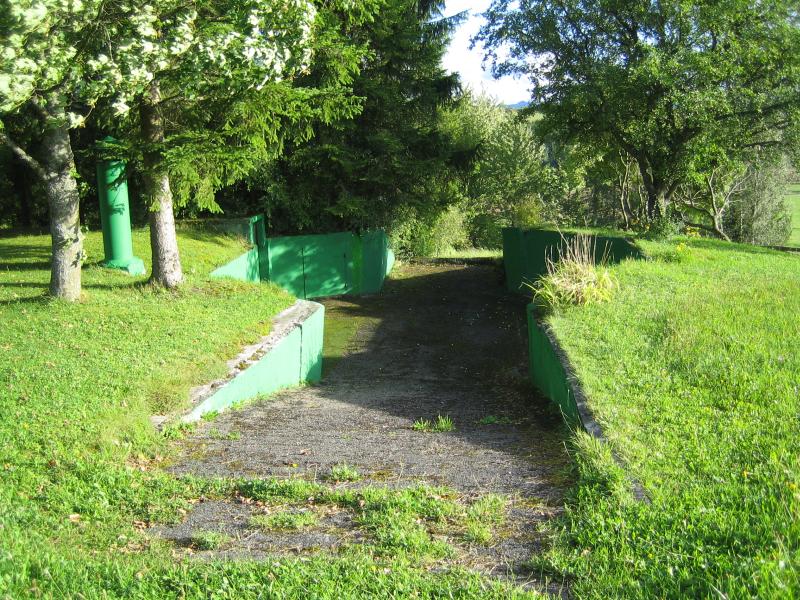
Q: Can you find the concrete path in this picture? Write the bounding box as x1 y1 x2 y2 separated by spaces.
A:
167 260 570 589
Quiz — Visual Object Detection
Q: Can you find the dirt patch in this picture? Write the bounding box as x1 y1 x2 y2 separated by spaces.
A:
163 260 571 592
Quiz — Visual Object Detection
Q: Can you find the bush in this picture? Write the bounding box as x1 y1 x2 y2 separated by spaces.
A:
389 205 469 257
467 213 505 249
512 198 543 229
642 212 683 240
529 233 616 312
724 162 793 245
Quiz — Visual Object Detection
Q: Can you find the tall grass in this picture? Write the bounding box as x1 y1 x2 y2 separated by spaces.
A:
540 237 800 598
529 233 616 312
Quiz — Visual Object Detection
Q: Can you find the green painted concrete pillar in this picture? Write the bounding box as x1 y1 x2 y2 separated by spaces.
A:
96 145 145 275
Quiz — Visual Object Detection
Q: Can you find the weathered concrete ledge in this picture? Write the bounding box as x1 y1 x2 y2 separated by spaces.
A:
181 300 324 423
527 305 648 502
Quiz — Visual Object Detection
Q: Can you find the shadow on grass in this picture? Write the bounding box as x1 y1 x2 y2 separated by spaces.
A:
686 238 800 257
175 224 247 248
0 242 52 272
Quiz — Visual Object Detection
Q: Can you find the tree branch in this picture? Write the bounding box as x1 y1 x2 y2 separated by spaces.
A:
0 130 47 181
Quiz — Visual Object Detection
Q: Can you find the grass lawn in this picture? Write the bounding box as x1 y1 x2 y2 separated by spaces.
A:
0 228 530 598
539 238 800 598
786 183 800 247
434 248 503 259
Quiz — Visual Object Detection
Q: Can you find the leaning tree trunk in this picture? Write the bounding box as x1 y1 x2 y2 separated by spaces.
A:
41 94 83 301
140 81 183 288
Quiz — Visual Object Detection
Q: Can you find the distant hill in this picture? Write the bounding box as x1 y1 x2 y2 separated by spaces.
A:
506 101 530 110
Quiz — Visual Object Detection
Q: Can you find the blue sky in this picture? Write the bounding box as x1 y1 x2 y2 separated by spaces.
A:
442 1 530 104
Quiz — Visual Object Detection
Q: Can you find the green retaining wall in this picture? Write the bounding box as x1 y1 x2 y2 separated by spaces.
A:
526 303 649 500
211 223 394 299
185 301 324 422
526 304 580 423
503 227 640 293
209 246 261 282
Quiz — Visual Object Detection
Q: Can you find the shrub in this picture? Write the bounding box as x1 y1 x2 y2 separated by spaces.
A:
643 213 682 240
512 198 543 229
530 233 617 312
724 162 793 245
389 205 470 257
467 213 505 249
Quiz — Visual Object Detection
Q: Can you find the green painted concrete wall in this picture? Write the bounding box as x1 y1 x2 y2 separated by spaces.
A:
300 305 324 382
210 224 394 299
503 227 640 293
269 231 355 298
526 304 579 423
186 303 324 421
359 230 393 294
209 247 261 283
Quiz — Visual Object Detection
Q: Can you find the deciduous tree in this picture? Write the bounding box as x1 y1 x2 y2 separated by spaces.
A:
478 0 800 220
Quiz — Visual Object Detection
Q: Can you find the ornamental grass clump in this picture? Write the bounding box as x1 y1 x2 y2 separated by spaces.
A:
530 233 616 312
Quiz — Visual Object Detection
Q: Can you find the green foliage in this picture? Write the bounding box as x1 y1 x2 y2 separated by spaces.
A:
541 238 800 597
642 213 683 241
442 95 574 247
231 0 465 234
479 0 800 219
724 162 794 246
115 1 381 214
389 204 470 258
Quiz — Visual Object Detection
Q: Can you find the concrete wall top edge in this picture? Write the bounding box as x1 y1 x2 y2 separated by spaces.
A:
186 299 323 415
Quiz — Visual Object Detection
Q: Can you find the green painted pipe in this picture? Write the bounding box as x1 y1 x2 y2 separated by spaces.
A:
96 144 145 276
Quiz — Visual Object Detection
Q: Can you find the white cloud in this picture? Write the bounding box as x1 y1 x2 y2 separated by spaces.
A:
442 1 530 105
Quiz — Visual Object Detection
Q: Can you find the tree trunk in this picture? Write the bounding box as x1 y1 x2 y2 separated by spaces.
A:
645 189 662 221
140 81 183 288
41 94 83 301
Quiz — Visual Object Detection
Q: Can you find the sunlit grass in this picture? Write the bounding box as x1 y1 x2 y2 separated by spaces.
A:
539 237 800 598
433 247 502 259
0 228 535 599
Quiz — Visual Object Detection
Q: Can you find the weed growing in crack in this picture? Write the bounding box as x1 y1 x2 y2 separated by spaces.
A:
463 521 493 545
461 494 507 546
250 510 318 531
191 530 231 550
327 463 362 482
161 421 197 440
208 428 241 441
468 494 507 525
478 415 515 425
412 415 454 432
